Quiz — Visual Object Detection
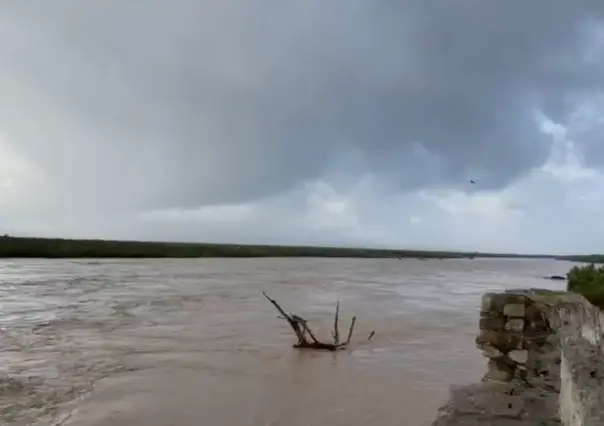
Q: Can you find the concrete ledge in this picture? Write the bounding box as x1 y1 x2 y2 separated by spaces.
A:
433 382 560 425
559 335 604 426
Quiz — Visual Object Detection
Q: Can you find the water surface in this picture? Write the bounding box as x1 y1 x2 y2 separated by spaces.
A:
0 258 571 425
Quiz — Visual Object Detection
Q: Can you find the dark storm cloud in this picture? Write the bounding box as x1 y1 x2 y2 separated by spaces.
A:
1 0 603 210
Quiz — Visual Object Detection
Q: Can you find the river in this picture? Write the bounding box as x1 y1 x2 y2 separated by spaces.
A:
0 257 571 426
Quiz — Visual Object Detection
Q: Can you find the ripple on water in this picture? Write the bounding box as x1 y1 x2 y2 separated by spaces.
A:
0 257 576 426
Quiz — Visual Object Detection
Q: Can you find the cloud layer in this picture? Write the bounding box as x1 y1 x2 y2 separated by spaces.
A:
1 1 604 253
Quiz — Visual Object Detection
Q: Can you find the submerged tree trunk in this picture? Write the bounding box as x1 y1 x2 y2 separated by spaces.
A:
262 292 372 351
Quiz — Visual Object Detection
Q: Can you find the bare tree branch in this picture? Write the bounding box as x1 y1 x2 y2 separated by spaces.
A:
333 300 340 345
344 316 356 345
262 292 372 352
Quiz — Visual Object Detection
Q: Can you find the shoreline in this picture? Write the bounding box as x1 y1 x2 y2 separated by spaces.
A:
0 236 601 261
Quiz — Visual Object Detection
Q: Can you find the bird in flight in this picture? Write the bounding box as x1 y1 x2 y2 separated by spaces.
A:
469 180 475 184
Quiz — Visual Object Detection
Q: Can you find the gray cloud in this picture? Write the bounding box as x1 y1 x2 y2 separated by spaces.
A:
1 0 604 213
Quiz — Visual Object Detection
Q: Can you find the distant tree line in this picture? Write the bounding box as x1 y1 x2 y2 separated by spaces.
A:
0 236 475 259
0 235 602 263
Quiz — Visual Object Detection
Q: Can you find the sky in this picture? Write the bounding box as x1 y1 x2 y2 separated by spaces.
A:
1 1 604 254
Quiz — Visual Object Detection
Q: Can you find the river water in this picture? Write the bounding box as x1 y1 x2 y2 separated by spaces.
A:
0 258 571 426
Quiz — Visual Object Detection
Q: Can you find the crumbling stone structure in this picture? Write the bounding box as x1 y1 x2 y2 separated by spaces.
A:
477 290 559 384
433 288 604 426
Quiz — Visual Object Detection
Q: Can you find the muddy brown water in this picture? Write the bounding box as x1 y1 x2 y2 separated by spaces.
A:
0 258 571 426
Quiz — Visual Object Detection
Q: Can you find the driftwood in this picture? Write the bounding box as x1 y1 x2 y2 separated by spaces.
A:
262 292 374 351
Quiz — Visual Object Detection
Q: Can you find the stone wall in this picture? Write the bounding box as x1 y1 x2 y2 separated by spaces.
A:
432 289 604 426
477 290 559 384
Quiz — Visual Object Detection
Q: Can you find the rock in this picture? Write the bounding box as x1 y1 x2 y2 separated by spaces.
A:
545 334 559 346
524 332 557 352
505 319 525 332
503 303 526 317
525 303 546 321
432 381 561 425
487 395 526 418
477 330 522 350
483 369 512 383
481 293 527 314
544 275 566 280
481 293 497 313
506 287 557 294
480 345 503 359
476 330 500 347
509 349 529 364
479 316 506 331
526 319 550 333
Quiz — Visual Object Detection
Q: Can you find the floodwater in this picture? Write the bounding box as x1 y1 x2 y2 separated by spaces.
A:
0 258 571 426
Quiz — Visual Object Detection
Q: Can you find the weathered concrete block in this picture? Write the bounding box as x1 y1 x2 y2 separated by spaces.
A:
505 318 525 332
503 303 526 317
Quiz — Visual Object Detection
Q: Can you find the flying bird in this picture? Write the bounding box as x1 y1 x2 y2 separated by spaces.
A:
469 180 475 184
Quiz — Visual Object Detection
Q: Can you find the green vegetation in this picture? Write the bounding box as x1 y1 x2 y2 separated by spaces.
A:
0 235 477 259
567 263 604 308
0 235 602 262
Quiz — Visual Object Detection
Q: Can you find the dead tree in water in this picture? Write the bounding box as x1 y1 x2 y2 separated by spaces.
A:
262 292 371 351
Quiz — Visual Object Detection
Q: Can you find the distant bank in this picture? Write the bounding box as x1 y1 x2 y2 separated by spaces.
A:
0 235 601 262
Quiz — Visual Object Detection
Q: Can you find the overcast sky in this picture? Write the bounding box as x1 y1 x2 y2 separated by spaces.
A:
1 1 604 254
